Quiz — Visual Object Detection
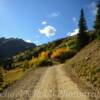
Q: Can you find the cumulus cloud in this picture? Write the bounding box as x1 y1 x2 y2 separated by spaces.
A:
48 12 60 18
88 2 97 15
42 21 47 25
25 40 32 43
68 29 79 36
39 25 56 37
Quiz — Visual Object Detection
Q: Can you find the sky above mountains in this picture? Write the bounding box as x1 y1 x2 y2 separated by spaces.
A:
0 0 98 45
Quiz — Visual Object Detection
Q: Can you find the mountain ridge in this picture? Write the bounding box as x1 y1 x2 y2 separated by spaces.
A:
0 37 36 58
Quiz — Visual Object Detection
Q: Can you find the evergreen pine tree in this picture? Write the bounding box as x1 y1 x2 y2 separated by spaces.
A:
94 0 100 39
77 9 89 49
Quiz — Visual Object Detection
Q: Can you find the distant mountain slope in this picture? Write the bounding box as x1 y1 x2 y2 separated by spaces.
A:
12 36 76 63
0 37 36 58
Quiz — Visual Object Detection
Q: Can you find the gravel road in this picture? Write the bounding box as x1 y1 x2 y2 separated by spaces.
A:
0 65 90 100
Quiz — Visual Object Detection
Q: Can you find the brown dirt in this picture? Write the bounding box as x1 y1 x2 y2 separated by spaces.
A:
0 65 91 100
30 65 90 100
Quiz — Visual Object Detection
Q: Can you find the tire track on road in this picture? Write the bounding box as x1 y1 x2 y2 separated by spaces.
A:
0 67 47 100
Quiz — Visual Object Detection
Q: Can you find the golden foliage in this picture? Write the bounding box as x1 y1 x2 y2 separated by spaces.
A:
29 51 49 67
39 51 49 59
51 48 69 59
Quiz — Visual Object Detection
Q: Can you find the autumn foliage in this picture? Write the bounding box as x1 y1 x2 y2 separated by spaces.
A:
51 48 75 63
39 51 49 60
29 51 52 67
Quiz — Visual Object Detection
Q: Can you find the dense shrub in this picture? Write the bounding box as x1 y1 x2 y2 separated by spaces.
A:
66 39 78 52
22 60 29 71
39 51 49 59
51 48 75 63
88 31 96 42
3 58 13 70
29 51 52 67
37 51 52 66
29 57 38 67
0 67 4 91
37 59 52 67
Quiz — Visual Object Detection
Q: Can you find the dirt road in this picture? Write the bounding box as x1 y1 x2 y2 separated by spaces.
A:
0 65 90 100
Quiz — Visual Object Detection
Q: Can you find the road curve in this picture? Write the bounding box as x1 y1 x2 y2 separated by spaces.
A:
0 65 90 100
30 65 90 100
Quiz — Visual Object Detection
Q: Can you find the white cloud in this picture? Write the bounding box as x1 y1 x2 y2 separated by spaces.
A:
42 21 47 25
68 29 79 36
39 25 56 37
88 2 97 15
48 12 60 18
25 40 32 43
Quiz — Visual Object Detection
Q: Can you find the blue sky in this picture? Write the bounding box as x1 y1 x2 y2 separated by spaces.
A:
0 0 98 45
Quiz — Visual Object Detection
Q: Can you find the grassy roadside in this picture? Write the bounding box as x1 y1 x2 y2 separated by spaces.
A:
63 40 100 100
0 66 36 92
4 68 24 85
63 64 96 100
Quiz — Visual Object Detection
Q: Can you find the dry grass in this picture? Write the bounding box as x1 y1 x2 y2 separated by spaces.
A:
64 40 100 100
4 68 24 84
